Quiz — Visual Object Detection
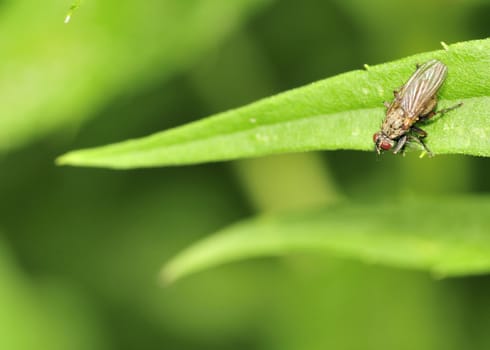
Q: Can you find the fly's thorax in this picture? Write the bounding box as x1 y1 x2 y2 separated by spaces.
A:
381 107 408 139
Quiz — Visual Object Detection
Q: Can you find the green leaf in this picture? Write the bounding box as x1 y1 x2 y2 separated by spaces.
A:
0 0 269 153
161 196 490 283
57 38 490 169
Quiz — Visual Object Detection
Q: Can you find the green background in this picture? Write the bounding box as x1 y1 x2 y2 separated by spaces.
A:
1 0 489 349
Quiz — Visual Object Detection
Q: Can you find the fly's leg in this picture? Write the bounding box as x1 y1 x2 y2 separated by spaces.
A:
419 111 436 121
408 126 433 156
436 102 463 115
422 102 464 120
392 135 408 155
407 135 433 157
411 126 427 138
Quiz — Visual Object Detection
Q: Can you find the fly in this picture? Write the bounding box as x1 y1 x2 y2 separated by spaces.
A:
373 59 462 156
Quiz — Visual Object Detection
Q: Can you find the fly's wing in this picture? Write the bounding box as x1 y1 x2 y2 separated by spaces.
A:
397 60 441 96
399 60 447 119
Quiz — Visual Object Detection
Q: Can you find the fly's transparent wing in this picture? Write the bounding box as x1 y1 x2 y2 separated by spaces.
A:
397 60 442 95
400 60 447 117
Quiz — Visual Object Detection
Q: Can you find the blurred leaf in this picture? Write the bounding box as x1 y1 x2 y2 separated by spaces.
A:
0 238 106 350
261 257 467 350
162 196 490 283
58 38 490 169
0 0 270 152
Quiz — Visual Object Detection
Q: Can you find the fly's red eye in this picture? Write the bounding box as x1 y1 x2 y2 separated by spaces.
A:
380 141 392 150
372 133 379 143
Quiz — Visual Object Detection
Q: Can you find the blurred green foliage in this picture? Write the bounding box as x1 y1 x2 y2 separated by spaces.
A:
1 0 490 349
0 0 269 152
163 197 490 283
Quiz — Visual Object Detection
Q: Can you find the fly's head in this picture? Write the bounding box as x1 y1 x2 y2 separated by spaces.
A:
373 132 395 154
